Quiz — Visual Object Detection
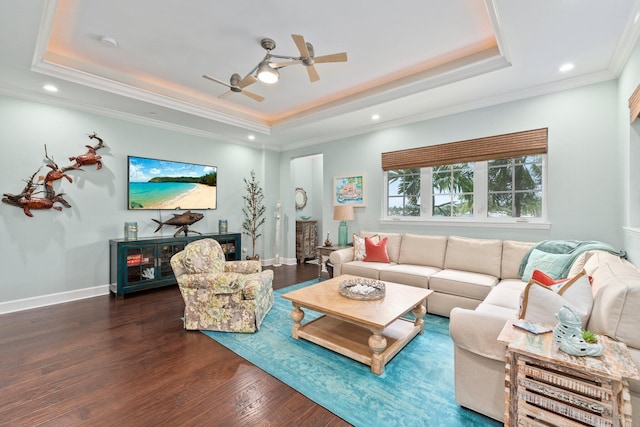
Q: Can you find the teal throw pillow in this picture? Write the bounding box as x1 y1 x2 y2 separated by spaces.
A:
521 249 573 282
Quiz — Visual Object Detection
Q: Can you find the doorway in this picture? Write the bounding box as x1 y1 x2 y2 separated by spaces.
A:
290 154 324 264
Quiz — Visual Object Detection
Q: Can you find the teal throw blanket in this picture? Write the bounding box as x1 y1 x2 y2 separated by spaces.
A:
518 240 626 279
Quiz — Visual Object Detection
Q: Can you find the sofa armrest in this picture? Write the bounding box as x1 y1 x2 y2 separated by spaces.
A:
242 270 274 300
329 247 355 276
224 260 261 274
329 247 355 265
449 307 510 362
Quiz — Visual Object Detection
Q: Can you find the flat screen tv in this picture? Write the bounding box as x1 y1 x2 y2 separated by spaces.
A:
127 156 217 210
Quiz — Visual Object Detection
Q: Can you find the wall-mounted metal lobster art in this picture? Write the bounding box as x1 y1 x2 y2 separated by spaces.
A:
2 132 106 217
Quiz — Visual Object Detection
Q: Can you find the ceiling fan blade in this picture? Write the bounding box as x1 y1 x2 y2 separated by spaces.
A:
306 65 320 82
238 75 257 89
270 60 300 69
291 34 311 58
218 90 233 99
241 90 265 102
202 74 232 88
313 52 348 63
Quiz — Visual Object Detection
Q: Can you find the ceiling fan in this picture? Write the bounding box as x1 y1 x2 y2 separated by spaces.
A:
202 73 264 102
202 34 347 102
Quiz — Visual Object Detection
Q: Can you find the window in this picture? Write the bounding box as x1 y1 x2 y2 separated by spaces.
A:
488 155 542 218
432 163 474 217
384 155 546 222
381 128 548 224
387 169 420 216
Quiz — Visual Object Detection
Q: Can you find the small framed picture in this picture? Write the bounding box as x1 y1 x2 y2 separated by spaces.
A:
333 174 366 207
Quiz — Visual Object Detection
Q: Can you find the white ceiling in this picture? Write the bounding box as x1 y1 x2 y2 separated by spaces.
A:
1 0 639 150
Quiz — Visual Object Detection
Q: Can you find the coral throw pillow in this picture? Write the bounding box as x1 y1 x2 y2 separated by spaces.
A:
363 237 390 263
531 269 566 286
353 233 378 261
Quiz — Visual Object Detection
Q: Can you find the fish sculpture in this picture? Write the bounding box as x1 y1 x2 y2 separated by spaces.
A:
152 210 204 237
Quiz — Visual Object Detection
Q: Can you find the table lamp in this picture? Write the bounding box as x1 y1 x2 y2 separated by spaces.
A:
333 205 355 246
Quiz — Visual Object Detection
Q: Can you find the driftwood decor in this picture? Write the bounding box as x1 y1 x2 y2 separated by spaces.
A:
2 132 106 217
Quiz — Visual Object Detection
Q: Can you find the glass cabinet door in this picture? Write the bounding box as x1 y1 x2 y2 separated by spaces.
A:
219 239 237 260
158 242 186 279
124 245 157 285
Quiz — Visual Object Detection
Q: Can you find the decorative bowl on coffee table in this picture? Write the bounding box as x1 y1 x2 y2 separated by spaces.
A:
339 278 385 300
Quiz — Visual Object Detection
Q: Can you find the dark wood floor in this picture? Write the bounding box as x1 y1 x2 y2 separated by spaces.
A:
0 262 351 426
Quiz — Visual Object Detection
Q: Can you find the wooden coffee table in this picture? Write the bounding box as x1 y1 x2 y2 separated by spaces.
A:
281 274 433 375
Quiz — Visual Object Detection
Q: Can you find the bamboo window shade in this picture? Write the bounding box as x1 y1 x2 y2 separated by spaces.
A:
629 83 640 123
381 128 548 171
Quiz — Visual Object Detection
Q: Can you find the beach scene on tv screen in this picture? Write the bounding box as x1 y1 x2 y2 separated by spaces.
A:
128 156 217 210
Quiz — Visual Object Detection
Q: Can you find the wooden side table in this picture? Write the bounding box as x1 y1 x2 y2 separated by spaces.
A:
316 245 350 279
498 320 640 426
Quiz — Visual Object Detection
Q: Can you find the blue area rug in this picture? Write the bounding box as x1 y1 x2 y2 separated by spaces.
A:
201 280 501 427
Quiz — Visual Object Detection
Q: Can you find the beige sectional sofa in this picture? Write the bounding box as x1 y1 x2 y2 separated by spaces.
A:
450 250 640 424
329 231 640 424
329 231 534 317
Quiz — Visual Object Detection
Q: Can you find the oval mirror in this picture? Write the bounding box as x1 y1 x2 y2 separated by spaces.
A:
295 187 307 210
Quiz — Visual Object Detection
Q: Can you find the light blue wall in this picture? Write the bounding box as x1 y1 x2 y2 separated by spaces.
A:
619 36 640 263
4 40 640 304
284 79 623 248
0 95 277 302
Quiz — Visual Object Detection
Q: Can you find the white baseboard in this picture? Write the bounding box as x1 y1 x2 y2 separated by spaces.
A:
261 257 298 266
1 256 304 315
0 284 111 315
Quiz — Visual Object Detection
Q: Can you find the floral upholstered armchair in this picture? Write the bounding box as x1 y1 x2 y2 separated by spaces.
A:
170 238 274 332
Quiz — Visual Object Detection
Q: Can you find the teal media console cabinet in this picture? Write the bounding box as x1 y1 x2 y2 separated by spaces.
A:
109 233 241 297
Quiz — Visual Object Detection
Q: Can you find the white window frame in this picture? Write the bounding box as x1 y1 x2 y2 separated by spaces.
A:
381 157 549 229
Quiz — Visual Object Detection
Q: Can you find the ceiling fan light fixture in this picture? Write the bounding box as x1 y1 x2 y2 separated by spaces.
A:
257 61 279 84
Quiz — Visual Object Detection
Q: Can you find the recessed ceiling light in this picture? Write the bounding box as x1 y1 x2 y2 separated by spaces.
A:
248 135 255 140
100 36 118 47
43 84 58 92
371 114 380 121
559 63 574 72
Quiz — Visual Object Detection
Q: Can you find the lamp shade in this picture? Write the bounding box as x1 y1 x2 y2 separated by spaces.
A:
333 205 354 221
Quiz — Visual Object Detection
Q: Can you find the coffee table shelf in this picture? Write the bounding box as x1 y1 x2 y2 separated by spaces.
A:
297 315 419 370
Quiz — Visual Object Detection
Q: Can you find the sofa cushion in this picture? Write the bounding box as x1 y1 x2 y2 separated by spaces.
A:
363 237 390 263
444 236 503 277
588 261 640 349
584 250 626 274
482 279 527 310
353 233 378 261
568 251 590 277
429 269 498 300
519 270 592 327
475 302 520 321
521 249 573 282
501 240 535 279
398 234 448 268
342 260 396 280
379 264 440 289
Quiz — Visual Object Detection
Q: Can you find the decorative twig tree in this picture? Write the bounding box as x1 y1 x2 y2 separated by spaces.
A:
242 170 266 259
